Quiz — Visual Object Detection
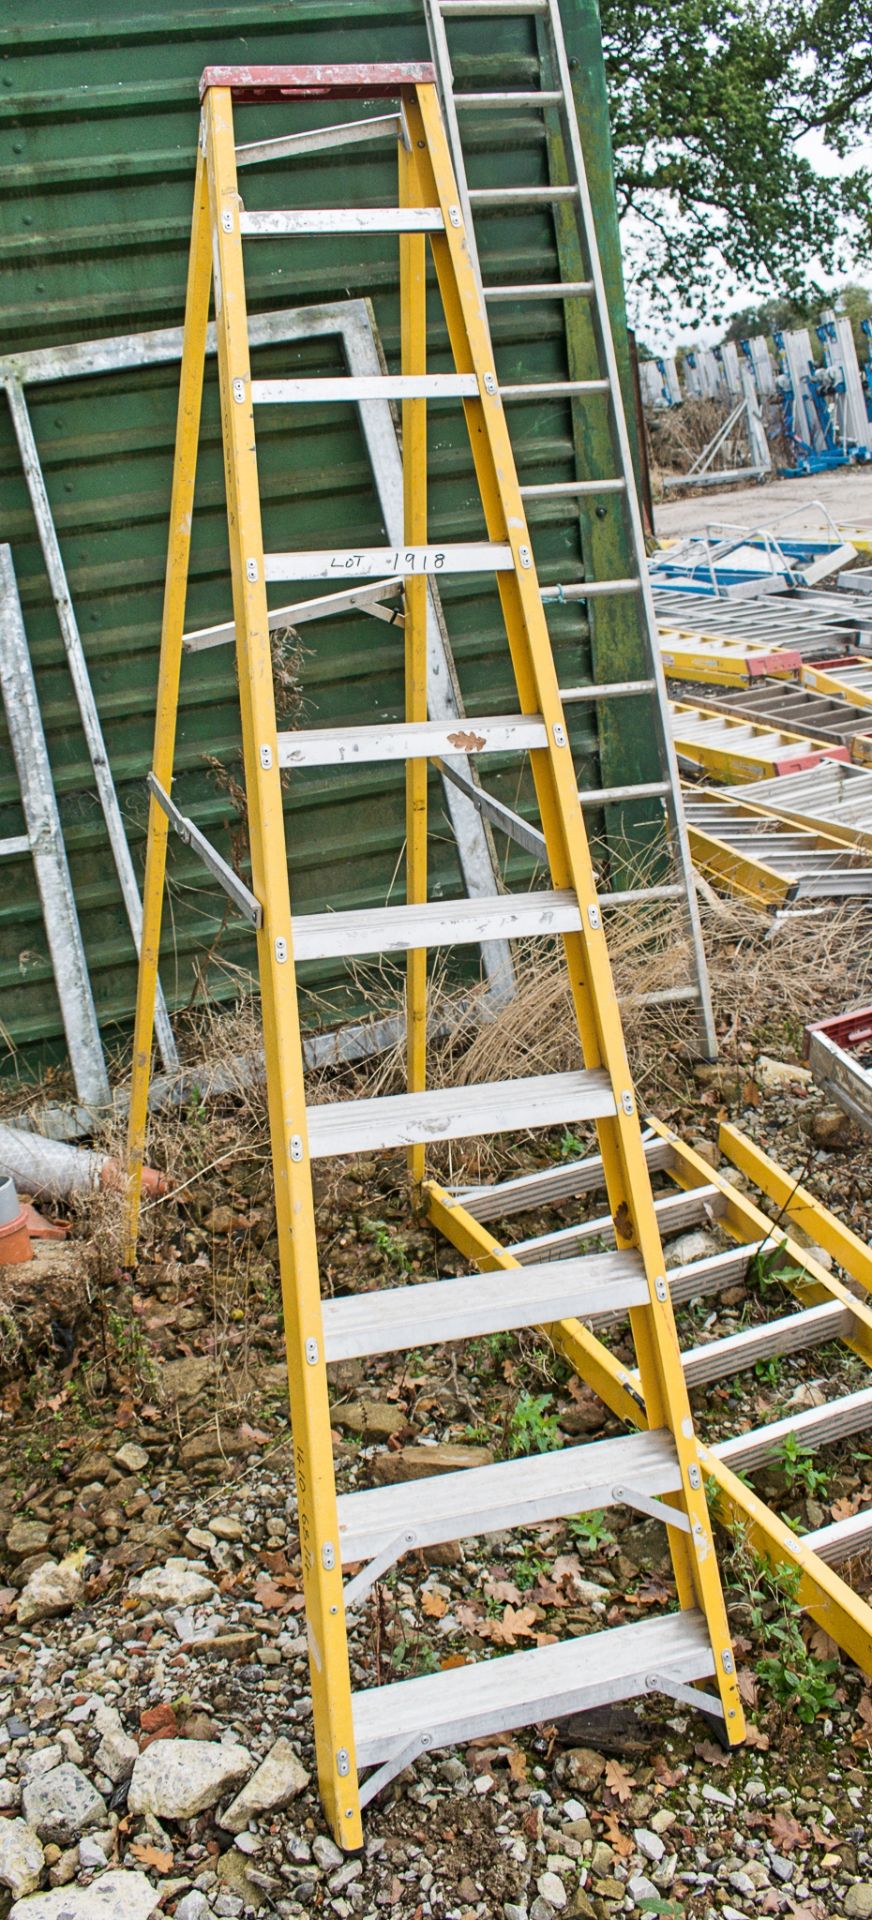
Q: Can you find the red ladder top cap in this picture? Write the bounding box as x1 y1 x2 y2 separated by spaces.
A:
199 62 436 103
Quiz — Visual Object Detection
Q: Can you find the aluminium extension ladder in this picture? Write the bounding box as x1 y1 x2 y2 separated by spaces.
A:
425 0 717 1056
125 60 743 1851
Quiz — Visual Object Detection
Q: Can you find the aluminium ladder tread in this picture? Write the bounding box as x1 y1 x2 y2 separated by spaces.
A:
714 1384 872 1470
306 1067 615 1158
321 1245 649 1361
293 888 581 961
352 1610 715 1768
336 1427 681 1563
276 713 547 768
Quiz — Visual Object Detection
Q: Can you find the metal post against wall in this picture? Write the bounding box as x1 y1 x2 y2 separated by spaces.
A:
0 544 110 1110
2 376 179 1074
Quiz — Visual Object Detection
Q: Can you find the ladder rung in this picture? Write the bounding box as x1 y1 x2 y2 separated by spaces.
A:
454 90 563 108
541 578 641 601
511 1183 723 1264
484 282 594 300
502 380 610 399
559 680 656 702
263 543 513 583
439 0 548 13
451 1133 673 1220
521 478 627 498
277 714 547 769
681 1300 852 1390
578 781 670 805
714 1386 872 1472
323 1247 648 1364
352 1612 714 1770
469 186 579 206
306 1068 616 1158
251 374 479 404
337 1428 679 1564
804 1507 872 1565
238 209 445 236
293 887 580 960
0 834 31 859
236 113 403 167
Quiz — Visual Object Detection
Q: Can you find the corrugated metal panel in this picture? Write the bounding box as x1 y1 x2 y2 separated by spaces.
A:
0 0 650 1072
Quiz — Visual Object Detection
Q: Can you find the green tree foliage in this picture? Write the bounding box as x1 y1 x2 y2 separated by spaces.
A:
600 0 870 320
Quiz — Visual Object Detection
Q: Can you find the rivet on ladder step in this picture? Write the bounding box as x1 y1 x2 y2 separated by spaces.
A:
621 1090 634 1115
322 1542 336 1571
305 1337 318 1364
232 378 245 403
260 744 272 768
290 1135 304 1162
483 372 497 394
274 937 288 963
519 545 532 567
337 1749 350 1778
448 205 462 227
654 1276 667 1301
587 904 600 929
688 1462 701 1489
552 721 567 746
221 209 234 232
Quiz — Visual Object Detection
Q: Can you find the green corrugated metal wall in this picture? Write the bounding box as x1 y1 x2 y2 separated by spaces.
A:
0 0 652 1077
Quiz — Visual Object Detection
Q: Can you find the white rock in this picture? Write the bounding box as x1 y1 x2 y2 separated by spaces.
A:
17 1556 83 1627
220 1738 310 1833
634 1828 666 1863
9 1868 162 1918
22 1764 106 1845
0 1818 45 1900
561 1800 585 1822
113 1442 149 1473
79 1838 109 1869
754 1054 812 1089
537 1873 567 1910
312 1835 344 1871
628 1875 659 1906
177 1898 214 1920
135 1559 216 1608
94 1724 138 1786
21 1748 64 1779
175 1897 213 1920
128 1740 252 1821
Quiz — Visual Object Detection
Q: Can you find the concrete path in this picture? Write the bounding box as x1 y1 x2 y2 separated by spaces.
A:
654 467 872 541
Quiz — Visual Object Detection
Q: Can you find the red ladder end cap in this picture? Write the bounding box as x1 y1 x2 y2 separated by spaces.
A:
199 63 437 104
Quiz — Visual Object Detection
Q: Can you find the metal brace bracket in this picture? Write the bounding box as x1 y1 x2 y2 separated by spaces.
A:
148 774 263 928
611 1484 691 1532
359 1732 431 1810
645 1670 725 1720
342 1529 419 1613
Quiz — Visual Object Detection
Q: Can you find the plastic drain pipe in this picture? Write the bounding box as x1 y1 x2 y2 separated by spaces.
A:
0 1122 167 1204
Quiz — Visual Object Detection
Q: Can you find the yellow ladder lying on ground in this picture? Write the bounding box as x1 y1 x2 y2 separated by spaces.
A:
125 59 743 1850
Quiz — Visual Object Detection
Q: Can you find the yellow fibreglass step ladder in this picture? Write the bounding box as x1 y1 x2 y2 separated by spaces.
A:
125 60 744 1851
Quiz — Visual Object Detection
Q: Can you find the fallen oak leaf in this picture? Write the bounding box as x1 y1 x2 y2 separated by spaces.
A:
421 1590 448 1619
744 1723 770 1751
488 1605 539 1646
770 1809 809 1851
602 1813 633 1857
604 1759 634 1804
130 1842 173 1873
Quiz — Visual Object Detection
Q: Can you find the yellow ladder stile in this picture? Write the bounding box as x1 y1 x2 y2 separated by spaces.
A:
126 60 744 1849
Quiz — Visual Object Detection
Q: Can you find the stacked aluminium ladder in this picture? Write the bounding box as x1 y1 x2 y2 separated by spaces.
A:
125 61 742 1848
425 0 715 1055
